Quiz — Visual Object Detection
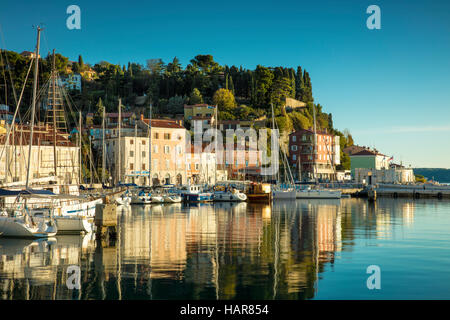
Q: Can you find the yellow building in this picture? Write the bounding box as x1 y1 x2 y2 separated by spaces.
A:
184 104 216 121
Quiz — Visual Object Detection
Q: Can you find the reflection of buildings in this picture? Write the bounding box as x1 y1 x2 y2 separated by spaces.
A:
0 199 419 300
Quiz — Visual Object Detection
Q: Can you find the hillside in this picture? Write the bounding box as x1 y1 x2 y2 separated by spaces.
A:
414 168 450 183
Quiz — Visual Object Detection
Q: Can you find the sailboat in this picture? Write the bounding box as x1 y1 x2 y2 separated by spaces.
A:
0 28 57 238
114 98 131 206
295 103 341 199
270 104 296 200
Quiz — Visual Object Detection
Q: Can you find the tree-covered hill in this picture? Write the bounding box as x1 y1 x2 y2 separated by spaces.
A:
0 51 354 169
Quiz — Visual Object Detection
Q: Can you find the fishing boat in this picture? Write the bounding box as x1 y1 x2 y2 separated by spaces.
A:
245 182 272 202
181 185 213 203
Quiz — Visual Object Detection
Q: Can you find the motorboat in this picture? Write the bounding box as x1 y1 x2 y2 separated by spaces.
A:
181 185 213 203
213 186 247 202
116 192 131 205
245 182 272 202
163 194 182 203
130 189 152 205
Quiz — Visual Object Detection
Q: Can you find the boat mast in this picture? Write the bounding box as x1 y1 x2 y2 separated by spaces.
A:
148 102 152 186
312 103 318 183
271 103 280 183
25 27 41 189
118 98 121 184
102 104 106 184
79 110 82 184
51 49 58 179
214 104 217 184
134 122 137 184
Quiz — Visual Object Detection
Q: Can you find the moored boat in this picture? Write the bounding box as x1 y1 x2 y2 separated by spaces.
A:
245 182 272 202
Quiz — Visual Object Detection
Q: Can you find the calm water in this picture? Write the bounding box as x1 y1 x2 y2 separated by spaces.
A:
1 198 450 300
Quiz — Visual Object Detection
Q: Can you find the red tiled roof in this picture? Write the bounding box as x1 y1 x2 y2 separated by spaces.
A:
142 118 184 129
351 149 384 156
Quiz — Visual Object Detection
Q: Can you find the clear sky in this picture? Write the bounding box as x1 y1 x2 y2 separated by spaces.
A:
1 0 449 168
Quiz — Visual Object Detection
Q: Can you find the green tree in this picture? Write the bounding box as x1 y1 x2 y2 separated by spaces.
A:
213 88 236 112
188 88 203 104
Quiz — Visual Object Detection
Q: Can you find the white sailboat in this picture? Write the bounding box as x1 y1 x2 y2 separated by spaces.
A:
270 104 296 200
0 28 58 238
295 102 341 199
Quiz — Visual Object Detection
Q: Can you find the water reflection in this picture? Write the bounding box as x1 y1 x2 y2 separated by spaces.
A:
2 198 449 300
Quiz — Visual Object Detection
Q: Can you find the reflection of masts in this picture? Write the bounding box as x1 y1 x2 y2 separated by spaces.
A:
25 27 41 189
273 209 279 299
78 111 82 184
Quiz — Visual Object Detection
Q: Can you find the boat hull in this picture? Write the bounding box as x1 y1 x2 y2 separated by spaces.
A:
183 193 213 203
296 190 342 199
0 217 57 238
272 190 296 200
213 192 247 202
54 216 92 233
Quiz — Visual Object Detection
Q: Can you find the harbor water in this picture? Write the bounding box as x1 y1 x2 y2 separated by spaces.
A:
1 198 450 300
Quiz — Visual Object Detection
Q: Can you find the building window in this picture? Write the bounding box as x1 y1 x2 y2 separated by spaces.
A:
130 163 134 170
291 145 297 151
164 145 170 154
142 164 146 170
195 163 199 170
165 159 170 169
153 160 158 170
142 140 146 145
292 136 296 142
293 154 297 161
130 151 134 157
142 151 146 158
302 135 306 141
130 139 134 145
164 133 171 140
154 133 159 139
153 145 158 153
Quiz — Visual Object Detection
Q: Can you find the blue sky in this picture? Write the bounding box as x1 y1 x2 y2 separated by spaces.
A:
1 0 449 168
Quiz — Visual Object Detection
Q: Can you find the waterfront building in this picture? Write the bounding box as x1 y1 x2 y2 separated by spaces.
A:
186 143 228 184
349 148 390 177
105 117 187 185
0 123 80 186
184 104 216 121
288 128 340 181
354 163 415 185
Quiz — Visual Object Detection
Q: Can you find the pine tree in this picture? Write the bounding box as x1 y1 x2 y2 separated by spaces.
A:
229 75 235 96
